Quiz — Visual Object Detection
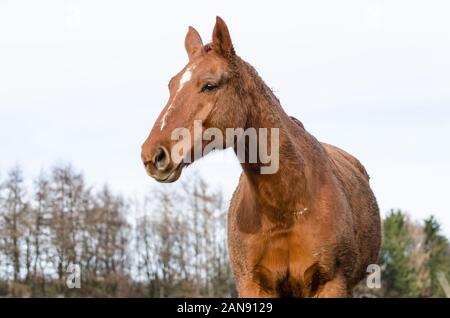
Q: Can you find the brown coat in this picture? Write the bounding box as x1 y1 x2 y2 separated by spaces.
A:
141 17 381 297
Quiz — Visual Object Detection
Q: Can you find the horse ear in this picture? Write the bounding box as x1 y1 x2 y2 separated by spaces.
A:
212 16 234 57
185 26 203 61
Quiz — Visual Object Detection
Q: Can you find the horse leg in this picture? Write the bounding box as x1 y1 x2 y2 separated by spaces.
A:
316 276 350 298
237 280 277 298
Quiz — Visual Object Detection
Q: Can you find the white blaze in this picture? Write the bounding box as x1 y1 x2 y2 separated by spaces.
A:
178 68 192 91
160 65 195 130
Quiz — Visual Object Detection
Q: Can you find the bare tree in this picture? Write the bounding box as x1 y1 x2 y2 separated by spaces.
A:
0 166 28 282
48 165 88 282
134 176 234 297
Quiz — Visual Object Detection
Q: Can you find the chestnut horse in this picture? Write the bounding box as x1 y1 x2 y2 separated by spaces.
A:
141 17 381 297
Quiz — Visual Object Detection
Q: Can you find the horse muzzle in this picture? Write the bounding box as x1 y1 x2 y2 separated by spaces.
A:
141 145 183 183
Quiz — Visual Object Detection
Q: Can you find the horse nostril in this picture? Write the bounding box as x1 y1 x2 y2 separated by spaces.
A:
153 146 170 171
155 148 165 164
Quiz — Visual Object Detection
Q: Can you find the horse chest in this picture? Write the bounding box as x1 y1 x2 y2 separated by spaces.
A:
245 226 322 297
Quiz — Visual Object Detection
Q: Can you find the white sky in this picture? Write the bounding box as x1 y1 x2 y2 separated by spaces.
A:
1 0 449 235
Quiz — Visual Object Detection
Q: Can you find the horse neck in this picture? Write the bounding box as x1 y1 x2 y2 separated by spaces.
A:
234 58 311 214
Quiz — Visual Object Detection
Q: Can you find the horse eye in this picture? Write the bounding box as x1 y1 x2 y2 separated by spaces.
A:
201 83 218 93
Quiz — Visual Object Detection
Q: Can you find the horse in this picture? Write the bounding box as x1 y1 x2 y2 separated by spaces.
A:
141 17 381 297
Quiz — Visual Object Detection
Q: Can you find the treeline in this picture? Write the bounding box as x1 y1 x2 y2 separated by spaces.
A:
0 164 449 297
355 210 450 297
134 177 235 297
0 164 234 297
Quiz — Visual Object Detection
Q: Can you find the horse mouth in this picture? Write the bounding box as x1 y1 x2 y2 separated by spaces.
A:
152 164 184 183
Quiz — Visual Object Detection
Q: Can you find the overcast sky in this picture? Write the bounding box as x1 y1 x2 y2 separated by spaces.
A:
1 0 449 235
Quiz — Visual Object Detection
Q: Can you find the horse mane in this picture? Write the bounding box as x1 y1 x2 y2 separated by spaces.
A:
239 59 281 105
204 43 299 164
